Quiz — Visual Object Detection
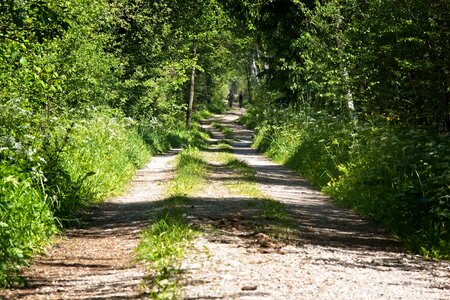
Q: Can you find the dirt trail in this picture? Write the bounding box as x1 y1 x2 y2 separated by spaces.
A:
180 108 450 299
2 108 450 299
1 149 180 300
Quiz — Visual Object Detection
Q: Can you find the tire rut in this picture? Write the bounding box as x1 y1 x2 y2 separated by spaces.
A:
180 108 450 299
1 150 180 300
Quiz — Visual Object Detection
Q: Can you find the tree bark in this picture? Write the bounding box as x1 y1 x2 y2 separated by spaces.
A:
186 44 197 128
335 8 354 113
246 52 253 104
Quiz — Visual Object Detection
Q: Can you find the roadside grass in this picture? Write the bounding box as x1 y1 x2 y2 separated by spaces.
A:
248 108 450 259
0 109 152 287
136 147 207 299
192 109 213 123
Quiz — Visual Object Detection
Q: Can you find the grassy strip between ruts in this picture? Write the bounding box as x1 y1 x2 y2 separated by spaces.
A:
211 121 234 140
135 147 207 299
136 135 298 298
207 146 297 242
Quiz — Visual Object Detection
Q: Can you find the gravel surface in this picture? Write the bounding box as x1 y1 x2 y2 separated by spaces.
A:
2 107 449 300
180 107 450 299
0 150 179 300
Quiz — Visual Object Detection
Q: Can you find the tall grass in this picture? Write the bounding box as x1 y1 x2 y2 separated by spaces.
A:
0 175 56 286
38 109 151 222
249 108 450 259
1 108 152 286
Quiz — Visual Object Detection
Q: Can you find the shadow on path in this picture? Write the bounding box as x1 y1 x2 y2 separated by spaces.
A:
203 109 404 254
1 150 180 300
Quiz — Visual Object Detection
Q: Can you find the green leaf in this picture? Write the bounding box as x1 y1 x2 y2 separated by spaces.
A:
19 57 28 66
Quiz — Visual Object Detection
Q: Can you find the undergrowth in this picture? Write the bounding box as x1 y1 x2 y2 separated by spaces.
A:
246 107 450 259
0 107 152 286
0 105 209 287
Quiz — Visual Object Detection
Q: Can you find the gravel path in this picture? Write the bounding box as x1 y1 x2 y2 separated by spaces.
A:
0 149 180 300
180 108 450 299
2 108 449 299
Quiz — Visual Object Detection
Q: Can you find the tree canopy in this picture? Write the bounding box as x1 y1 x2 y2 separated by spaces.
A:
1 0 449 285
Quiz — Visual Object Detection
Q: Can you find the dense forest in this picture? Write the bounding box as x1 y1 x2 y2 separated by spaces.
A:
1 0 449 286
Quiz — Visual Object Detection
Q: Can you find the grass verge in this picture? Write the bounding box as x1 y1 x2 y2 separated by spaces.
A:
1 108 151 287
248 109 450 259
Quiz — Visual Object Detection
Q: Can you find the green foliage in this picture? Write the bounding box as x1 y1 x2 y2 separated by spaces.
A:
0 106 152 285
138 119 209 155
249 105 450 258
227 0 450 258
137 212 191 273
346 0 450 127
192 109 213 122
1 0 244 285
324 119 450 258
0 0 70 44
56 109 150 213
215 142 234 153
112 0 240 127
0 172 55 287
59 0 122 108
226 0 450 127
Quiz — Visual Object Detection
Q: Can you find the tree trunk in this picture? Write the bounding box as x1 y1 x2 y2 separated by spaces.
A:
443 82 450 131
246 52 253 104
186 44 197 128
335 8 354 113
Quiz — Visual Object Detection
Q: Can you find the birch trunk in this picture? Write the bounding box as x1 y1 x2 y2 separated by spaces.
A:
186 44 197 128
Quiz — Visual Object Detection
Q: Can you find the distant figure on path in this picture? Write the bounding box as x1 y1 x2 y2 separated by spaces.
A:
227 90 234 108
238 92 243 108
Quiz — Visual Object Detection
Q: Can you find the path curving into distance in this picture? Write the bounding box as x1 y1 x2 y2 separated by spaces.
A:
180 107 450 299
2 107 449 299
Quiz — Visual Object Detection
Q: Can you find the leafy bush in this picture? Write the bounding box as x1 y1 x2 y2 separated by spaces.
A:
0 168 56 287
250 107 450 258
0 106 153 286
